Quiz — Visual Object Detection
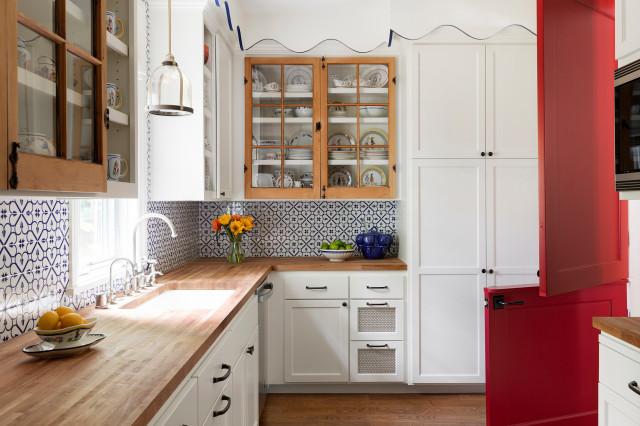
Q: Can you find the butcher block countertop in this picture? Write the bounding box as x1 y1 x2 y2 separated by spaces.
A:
593 317 640 350
0 257 406 426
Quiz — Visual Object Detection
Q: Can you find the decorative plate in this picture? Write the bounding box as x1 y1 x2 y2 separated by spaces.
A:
273 170 295 188
361 166 387 187
285 66 312 86
22 334 106 359
329 168 353 187
288 130 313 146
361 65 389 88
329 133 356 146
360 129 388 146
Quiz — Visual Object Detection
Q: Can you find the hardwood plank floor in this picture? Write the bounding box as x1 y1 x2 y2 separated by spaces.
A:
260 394 486 426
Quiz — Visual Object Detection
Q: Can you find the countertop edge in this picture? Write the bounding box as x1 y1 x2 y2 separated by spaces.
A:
593 317 640 350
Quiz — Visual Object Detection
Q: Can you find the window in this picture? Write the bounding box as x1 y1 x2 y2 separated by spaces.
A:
70 199 138 292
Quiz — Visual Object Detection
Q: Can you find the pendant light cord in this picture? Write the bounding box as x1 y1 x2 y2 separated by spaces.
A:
168 0 172 56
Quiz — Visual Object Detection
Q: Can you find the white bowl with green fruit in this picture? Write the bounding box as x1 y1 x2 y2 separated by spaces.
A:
319 240 355 262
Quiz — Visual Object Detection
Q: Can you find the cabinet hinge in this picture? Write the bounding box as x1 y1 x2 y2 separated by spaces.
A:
321 56 326 69
9 142 19 189
244 77 248 85
104 108 110 130
315 121 321 132
321 185 326 199
392 76 397 85
392 163 396 173
243 164 248 173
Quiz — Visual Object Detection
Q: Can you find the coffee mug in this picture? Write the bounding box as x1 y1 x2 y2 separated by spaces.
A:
106 83 122 109
106 11 124 38
264 82 280 92
107 154 128 181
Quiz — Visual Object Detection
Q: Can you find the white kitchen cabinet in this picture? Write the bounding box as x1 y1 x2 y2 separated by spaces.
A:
616 0 640 66
415 45 486 158
415 159 487 276
486 159 539 287
350 341 405 383
284 299 349 382
486 45 538 159
598 334 640 425
205 379 234 426
153 378 198 426
350 299 404 341
148 0 234 201
232 328 260 426
416 274 485 383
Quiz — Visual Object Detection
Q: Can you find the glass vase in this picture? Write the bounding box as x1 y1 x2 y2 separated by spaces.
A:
227 238 245 264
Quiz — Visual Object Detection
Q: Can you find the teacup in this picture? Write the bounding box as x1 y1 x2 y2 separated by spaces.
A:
106 83 122 109
106 11 124 38
107 153 128 181
264 82 280 92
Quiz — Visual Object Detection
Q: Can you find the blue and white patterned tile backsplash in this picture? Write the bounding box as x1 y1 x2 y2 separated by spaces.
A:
200 201 399 257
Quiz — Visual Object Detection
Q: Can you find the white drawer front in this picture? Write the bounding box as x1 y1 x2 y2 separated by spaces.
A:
196 297 258 424
350 299 404 341
153 378 198 426
600 339 640 410
204 376 234 426
599 383 640 426
350 274 404 299
283 272 348 299
349 341 404 382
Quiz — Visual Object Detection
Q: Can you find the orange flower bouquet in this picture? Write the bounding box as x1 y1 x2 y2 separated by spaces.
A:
212 212 255 264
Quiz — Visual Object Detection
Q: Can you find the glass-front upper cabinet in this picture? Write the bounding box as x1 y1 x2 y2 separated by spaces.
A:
322 57 396 199
245 57 321 199
3 0 107 192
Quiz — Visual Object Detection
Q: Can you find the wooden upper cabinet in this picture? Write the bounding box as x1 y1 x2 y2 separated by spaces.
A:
244 56 396 199
3 0 107 193
538 0 627 296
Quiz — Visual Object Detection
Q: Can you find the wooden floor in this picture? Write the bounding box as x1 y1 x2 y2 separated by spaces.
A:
260 394 486 426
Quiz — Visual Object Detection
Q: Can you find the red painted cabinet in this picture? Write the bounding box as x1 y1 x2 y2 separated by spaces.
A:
485 0 628 424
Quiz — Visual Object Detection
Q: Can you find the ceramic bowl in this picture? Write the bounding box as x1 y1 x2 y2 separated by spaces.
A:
294 107 313 118
35 318 97 346
360 107 388 118
320 249 355 262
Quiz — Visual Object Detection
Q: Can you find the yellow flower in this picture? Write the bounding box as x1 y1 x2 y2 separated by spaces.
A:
230 220 244 236
219 214 231 226
241 217 254 231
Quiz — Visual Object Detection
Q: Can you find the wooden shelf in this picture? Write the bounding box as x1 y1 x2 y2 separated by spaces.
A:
328 159 389 166
253 117 280 124
361 117 388 124
285 92 313 98
108 108 129 126
107 180 137 198
284 160 313 165
106 32 128 57
17 68 84 107
328 117 357 123
253 92 281 98
328 88 388 94
253 160 281 166
284 117 312 124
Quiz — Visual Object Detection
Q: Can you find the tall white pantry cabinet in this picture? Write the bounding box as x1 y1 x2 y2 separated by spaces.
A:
408 29 539 384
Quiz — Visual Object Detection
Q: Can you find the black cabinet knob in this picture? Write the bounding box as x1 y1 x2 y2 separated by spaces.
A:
488 152 494 156
489 269 494 274
481 269 487 274
481 152 486 157
342 302 348 307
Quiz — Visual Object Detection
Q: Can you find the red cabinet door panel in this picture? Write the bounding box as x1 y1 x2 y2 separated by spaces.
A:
485 281 627 426
538 0 628 296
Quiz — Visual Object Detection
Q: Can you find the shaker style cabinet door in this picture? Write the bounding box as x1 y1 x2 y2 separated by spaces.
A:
486 159 539 287
4 0 108 192
615 0 640 66
284 299 349 383
485 44 538 159
414 45 485 158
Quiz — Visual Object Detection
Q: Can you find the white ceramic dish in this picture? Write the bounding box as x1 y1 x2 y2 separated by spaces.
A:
34 317 97 346
287 83 312 92
23 334 106 359
294 107 313 117
360 106 388 117
320 249 355 262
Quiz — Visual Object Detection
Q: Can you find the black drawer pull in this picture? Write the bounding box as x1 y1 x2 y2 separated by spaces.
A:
366 302 389 306
305 285 328 290
629 381 640 396
366 285 389 290
366 343 389 348
212 364 231 383
246 345 255 355
213 395 231 417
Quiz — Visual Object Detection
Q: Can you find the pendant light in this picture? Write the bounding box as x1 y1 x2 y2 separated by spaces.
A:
146 0 193 116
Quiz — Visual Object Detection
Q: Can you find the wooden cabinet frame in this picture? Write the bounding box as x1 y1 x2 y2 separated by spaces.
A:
3 0 107 192
244 56 396 199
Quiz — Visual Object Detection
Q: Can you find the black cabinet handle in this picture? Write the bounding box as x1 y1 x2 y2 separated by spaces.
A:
246 345 255 355
488 269 494 274
305 285 327 290
493 295 525 310
629 381 640 396
213 395 231 417
342 302 348 307
488 151 494 156
220 191 225 196
366 302 389 306
481 269 487 274
212 364 231 383
366 343 389 348
480 151 486 157
366 285 389 290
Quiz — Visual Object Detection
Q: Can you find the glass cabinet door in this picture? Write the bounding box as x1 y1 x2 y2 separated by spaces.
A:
5 0 106 192
324 59 395 198
246 59 320 198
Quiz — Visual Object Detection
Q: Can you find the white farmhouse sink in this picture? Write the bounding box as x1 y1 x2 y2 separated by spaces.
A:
134 290 235 312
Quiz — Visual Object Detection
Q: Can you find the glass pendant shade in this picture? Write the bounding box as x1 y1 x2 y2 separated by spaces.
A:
147 54 193 116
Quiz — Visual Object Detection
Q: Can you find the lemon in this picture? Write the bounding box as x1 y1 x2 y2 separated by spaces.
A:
60 313 85 328
55 306 75 318
37 311 59 330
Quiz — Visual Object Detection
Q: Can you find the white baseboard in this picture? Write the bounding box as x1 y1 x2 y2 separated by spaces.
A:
267 383 486 394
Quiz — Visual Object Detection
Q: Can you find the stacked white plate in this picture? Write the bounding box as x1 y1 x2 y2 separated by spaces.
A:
330 151 356 160
362 150 389 160
287 149 313 160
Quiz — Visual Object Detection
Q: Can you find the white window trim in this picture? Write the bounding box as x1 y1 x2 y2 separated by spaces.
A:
68 199 140 296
